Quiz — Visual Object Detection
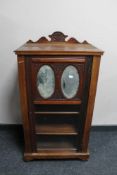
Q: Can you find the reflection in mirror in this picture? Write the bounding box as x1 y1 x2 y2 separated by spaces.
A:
61 66 79 99
37 65 55 99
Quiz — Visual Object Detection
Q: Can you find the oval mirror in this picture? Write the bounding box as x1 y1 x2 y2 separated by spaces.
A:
61 65 79 99
37 65 55 99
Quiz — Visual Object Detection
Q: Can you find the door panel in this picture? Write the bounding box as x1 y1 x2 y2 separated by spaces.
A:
30 57 87 102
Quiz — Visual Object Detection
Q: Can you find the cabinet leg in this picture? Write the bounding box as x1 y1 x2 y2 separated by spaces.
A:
24 153 34 161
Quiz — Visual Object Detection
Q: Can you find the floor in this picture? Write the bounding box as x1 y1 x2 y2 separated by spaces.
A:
0 125 117 175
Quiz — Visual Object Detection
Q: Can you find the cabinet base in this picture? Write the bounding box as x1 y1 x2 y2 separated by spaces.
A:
24 151 89 161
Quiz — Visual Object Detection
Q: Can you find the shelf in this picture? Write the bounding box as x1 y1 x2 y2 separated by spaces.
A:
37 141 77 150
37 148 77 153
35 124 78 135
34 111 79 115
36 135 78 151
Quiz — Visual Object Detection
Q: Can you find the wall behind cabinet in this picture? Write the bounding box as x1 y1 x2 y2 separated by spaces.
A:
0 0 117 124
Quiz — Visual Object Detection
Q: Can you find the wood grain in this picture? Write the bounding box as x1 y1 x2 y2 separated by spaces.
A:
15 43 103 56
24 152 89 160
82 56 101 152
35 123 78 135
33 100 82 105
17 56 32 152
32 57 86 63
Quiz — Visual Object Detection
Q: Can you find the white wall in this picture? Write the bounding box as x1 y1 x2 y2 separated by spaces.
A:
0 0 117 124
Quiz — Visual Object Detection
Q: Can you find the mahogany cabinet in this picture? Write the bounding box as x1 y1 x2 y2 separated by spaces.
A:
15 32 103 160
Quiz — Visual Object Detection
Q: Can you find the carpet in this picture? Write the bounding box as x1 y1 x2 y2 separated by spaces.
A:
0 125 117 175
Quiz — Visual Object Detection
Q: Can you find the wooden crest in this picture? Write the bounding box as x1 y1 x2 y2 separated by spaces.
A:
26 31 88 44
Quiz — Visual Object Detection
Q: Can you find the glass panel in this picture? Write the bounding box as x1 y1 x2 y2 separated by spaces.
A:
37 65 55 99
61 66 79 99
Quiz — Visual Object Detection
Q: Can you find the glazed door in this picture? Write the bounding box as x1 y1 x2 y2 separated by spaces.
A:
29 56 88 104
25 56 92 152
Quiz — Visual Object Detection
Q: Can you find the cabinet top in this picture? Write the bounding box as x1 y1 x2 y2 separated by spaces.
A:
15 31 104 56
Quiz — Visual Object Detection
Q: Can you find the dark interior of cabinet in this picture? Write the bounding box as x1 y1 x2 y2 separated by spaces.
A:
33 104 81 153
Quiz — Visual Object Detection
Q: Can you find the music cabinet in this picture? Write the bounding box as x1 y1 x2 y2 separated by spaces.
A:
15 32 103 160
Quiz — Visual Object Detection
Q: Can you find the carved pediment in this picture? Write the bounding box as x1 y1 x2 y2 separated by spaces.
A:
26 31 89 44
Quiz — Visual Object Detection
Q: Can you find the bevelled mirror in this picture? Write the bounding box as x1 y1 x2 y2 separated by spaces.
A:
37 65 55 99
61 65 79 99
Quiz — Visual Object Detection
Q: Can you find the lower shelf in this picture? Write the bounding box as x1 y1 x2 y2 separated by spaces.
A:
37 141 77 151
24 151 89 160
36 135 79 151
37 149 77 153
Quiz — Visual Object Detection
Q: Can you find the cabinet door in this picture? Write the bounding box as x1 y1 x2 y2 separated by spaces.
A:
26 56 91 104
25 56 93 152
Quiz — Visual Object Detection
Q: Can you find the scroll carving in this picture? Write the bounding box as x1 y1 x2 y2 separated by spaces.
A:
49 32 68 42
26 31 89 44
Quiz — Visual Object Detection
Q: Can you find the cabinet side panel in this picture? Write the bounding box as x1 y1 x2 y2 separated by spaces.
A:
17 56 32 152
82 56 101 152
